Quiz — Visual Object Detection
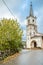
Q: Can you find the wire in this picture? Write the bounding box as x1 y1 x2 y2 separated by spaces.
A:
2 0 15 18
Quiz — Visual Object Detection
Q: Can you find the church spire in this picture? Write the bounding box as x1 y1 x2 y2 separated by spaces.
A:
29 2 34 16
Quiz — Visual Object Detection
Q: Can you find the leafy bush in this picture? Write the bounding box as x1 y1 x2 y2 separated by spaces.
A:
0 18 23 55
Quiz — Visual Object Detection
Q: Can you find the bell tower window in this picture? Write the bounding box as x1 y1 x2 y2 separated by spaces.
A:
28 20 30 22
33 19 34 22
30 32 31 36
28 19 30 24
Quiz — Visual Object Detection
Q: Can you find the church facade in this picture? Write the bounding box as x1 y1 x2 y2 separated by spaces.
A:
26 3 43 48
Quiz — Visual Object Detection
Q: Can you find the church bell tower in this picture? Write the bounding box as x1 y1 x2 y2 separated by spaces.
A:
26 2 37 48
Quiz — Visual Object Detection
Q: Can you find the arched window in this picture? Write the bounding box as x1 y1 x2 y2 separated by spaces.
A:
30 32 31 36
28 19 30 24
33 32 35 35
33 19 34 22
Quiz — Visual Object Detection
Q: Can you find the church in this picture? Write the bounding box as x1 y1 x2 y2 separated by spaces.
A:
26 3 43 48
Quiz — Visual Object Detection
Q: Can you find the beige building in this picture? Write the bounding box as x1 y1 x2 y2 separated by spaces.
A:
26 3 43 48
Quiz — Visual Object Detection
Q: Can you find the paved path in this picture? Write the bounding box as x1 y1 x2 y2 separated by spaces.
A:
0 49 43 65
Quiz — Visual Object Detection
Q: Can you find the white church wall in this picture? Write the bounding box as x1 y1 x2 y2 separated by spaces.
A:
26 3 43 49
30 36 42 48
41 39 43 48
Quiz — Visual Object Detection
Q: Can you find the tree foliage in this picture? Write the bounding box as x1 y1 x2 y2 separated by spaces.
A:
0 18 23 53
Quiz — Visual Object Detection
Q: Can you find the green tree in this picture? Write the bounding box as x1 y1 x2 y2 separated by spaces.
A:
0 18 23 54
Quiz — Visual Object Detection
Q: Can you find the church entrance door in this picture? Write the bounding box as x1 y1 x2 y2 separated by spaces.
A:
34 41 37 48
31 41 37 48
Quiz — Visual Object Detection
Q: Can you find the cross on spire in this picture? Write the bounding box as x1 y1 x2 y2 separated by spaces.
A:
29 2 34 16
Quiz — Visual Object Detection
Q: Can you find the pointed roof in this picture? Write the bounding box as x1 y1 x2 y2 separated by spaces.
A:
26 2 36 19
29 2 34 17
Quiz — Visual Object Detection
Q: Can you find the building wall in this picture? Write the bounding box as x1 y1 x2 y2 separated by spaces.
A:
26 36 42 48
41 38 43 48
26 3 43 49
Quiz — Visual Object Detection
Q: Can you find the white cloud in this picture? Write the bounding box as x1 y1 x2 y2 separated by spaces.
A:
20 19 27 27
22 3 27 10
22 0 28 10
23 30 26 35
34 6 43 33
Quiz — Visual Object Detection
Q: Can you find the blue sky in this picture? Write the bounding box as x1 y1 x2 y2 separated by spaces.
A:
0 0 43 40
